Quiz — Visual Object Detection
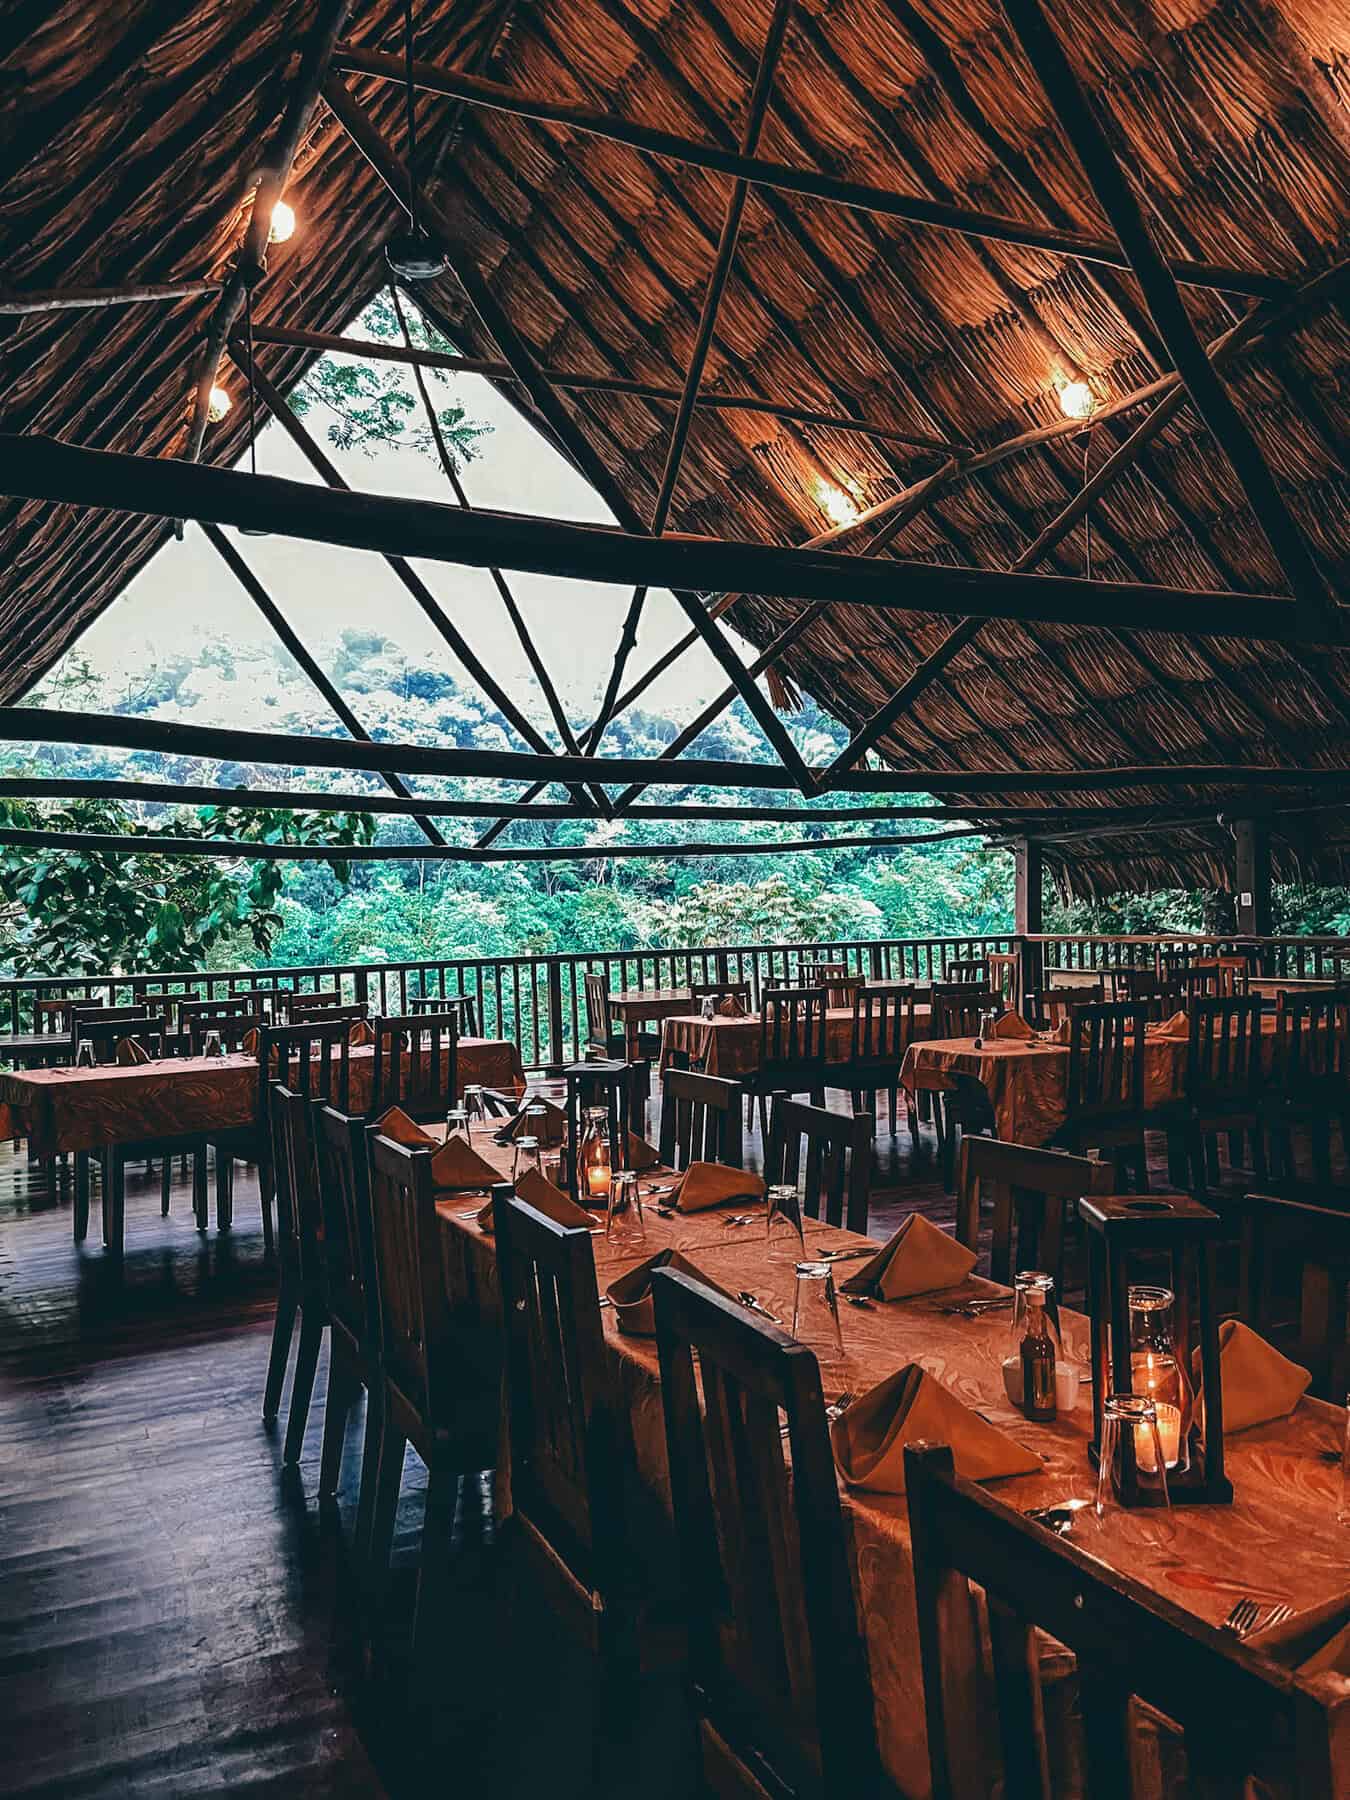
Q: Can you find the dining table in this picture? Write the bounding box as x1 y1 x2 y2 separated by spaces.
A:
428 1140 1350 1798
607 987 696 1060
660 1001 932 1081
0 1036 527 1162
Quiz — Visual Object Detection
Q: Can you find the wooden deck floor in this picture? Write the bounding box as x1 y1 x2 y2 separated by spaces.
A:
0 1105 1265 1796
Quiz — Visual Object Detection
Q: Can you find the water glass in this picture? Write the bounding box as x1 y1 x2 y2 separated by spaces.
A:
1338 1392 1350 1526
1096 1392 1172 1519
765 1183 805 1264
202 1029 223 1060
792 1261 844 1362
605 1170 646 1251
462 1085 485 1140
75 1039 96 1068
512 1134 542 1184
445 1105 469 1140
700 996 716 1020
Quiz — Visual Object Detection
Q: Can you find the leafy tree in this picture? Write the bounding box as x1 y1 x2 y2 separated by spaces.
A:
288 292 490 466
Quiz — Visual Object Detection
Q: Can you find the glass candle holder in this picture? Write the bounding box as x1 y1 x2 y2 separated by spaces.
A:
1128 1284 1192 1474
792 1261 844 1362
605 1170 646 1251
766 1184 806 1264
577 1105 614 1205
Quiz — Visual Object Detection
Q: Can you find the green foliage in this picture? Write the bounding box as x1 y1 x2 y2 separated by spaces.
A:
0 797 373 976
288 292 489 466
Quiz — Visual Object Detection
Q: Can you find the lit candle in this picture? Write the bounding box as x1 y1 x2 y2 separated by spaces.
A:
1134 1403 1182 1472
585 1156 612 1199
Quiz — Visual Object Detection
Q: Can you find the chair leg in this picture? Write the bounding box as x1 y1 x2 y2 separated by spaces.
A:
215 1153 233 1231
283 1309 324 1467
193 1152 209 1231
73 1153 90 1244
354 1388 385 1568
263 1276 300 1423
160 1155 172 1216
367 1416 409 1607
411 1463 459 1673
320 1342 357 1498
888 1084 898 1135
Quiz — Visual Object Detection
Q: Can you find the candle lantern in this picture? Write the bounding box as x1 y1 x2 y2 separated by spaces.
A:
1080 1192 1231 1507
562 1060 630 1207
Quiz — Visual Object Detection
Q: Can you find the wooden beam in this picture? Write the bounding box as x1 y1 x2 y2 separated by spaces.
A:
199 522 444 844
1000 0 1336 637
1234 818 1273 937
5 704 1350 795
0 280 220 316
245 323 956 453
331 44 1288 302
8 432 1340 646
321 73 816 792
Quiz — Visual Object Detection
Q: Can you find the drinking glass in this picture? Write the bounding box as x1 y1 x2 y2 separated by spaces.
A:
202 1029 223 1060
1338 1393 1350 1526
605 1170 646 1251
1096 1393 1172 1520
445 1104 469 1140
524 1103 548 1144
512 1134 543 1184
462 1084 485 1141
792 1261 844 1362
700 996 716 1020
75 1039 96 1068
766 1183 806 1264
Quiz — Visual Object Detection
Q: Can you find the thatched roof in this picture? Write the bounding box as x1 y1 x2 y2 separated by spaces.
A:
3 0 1349 894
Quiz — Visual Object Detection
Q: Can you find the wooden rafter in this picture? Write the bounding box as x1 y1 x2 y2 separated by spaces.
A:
0 280 220 316
332 44 1287 302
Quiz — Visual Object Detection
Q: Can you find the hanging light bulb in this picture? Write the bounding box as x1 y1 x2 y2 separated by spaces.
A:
268 199 296 244
207 385 232 423
1057 377 1097 422
385 0 449 280
814 477 860 529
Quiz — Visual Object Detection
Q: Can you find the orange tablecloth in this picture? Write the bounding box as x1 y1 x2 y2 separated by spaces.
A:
661 1005 931 1080
435 1184 1350 1797
0 1037 526 1158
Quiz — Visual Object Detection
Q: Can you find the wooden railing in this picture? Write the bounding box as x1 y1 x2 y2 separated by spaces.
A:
0 933 1014 1067
1032 934 1350 982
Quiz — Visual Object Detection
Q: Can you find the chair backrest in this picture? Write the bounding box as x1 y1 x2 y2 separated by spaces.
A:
256 1020 351 1123
956 1135 1113 1289
653 1267 883 1800
1185 995 1266 1105
289 995 365 1026
848 981 915 1065
905 1441 1348 1800
268 1080 323 1286
179 995 257 1027
987 949 1021 1010
823 974 863 1010
929 982 989 1038
1240 1187 1350 1399
410 993 480 1035
1065 1002 1148 1118
690 980 753 1012
73 1012 167 1062
370 1012 459 1120
35 995 91 1035
800 959 848 985
765 1095 872 1234
1110 967 1169 1015
311 1101 378 1354
186 1009 263 1053
584 970 613 1052
496 1194 620 1610
365 1129 453 1447
1030 984 1105 1030
758 987 827 1080
658 1067 745 1169
1178 960 1240 1000
276 988 343 1019
1272 990 1350 1088
943 956 988 984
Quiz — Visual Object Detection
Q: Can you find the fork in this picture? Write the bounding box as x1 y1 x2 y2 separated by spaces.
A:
737 1290 783 1324
784 1391 856 1437
1222 1597 1261 1638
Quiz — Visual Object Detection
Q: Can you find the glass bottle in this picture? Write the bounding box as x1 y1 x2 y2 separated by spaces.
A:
1128 1284 1192 1473
576 1104 613 1205
1020 1286 1057 1421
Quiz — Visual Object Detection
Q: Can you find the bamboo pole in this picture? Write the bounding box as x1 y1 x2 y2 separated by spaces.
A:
0 280 220 316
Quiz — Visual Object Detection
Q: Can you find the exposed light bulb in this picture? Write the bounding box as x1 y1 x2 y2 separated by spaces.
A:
815 478 859 528
268 199 296 244
1057 378 1097 422
207 385 232 423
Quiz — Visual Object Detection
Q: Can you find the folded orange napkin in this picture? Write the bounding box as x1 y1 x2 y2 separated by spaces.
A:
989 1011 1035 1042
241 1026 260 1055
1194 1318 1311 1434
373 1104 435 1148
830 1364 1040 1493
477 1166 594 1234
1251 1592 1350 1677
429 1132 500 1192
1050 1017 1073 1045
504 1098 567 1147
605 1248 734 1335
115 1036 151 1066
840 1213 976 1300
715 995 746 1017
348 1018 374 1046
627 1131 661 1171
673 1159 766 1212
1151 1010 1190 1040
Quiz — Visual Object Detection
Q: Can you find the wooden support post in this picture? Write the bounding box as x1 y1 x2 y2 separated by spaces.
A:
1014 838 1045 1004
1234 819 1273 952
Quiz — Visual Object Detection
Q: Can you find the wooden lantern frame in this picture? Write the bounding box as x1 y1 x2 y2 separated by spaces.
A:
562 1059 631 1206
1079 1192 1231 1507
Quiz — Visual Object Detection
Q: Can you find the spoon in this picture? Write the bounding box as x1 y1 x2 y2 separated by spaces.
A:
737 1290 784 1325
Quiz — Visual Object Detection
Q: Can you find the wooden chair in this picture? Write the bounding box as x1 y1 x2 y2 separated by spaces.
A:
689 979 752 1014
1027 984 1105 1030
584 969 622 1057
658 1067 745 1169
1177 996 1267 1200
277 988 343 1019
987 949 1021 1011
928 981 989 1037
956 1136 1113 1292
288 994 364 1026
261 1082 327 1467
370 1011 458 1122
1058 1002 1150 1191
799 958 848 986
410 993 480 1035
823 972 863 1010
35 994 90 1063
363 1130 496 1664
653 1266 890 1800
835 981 915 1137
905 1440 1350 1799
743 986 828 1145
1109 967 1170 1017
920 984 995 1186
1263 990 1350 1186
1239 1187 1350 1400
185 1008 263 1054
69 1011 180 1248
1177 960 1243 1001
943 956 988 985
495 1193 660 1774
765 1095 872 1234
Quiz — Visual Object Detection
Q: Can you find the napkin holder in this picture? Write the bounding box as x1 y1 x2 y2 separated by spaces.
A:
1080 1193 1231 1507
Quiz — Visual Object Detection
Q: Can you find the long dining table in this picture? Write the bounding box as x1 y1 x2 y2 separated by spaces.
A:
660 1002 932 1081
430 1130 1350 1798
